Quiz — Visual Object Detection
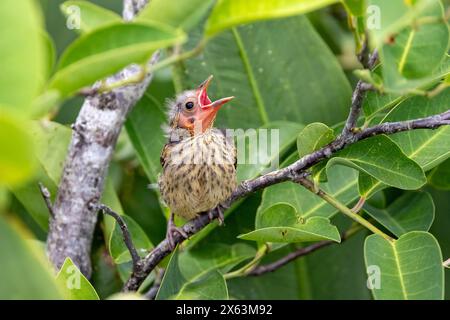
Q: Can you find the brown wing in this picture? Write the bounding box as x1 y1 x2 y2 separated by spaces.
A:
160 143 173 168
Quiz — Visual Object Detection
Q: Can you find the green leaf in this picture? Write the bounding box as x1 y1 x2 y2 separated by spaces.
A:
240 203 341 243
363 56 450 120
108 215 153 264
364 231 444 300
328 135 426 191
0 114 36 186
126 93 169 182
368 0 439 46
60 1 121 34
205 0 339 37
56 257 100 300
156 244 252 299
41 30 56 84
364 191 435 237
11 121 123 234
183 16 352 129
237 121 304 181
137 0 215 31
362 91 404 120
375 0 449 91
360 88 450 197
297 122 335 158
0 216 65 299
0 0 45 115
428 158 450 190
342 0 365 16
49 22 186 97
259 165 359 219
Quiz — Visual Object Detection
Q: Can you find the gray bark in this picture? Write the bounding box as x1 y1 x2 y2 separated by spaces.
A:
46 0 156 277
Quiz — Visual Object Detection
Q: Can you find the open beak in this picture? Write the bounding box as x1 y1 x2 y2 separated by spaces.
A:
195 75 234 132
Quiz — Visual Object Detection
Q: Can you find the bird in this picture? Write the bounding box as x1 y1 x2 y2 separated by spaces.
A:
158 75 237 248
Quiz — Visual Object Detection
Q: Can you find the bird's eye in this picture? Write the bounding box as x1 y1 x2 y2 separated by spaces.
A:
185 101 194 110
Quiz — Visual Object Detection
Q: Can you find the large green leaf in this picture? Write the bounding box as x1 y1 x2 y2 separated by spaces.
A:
0 115 36 186
205 0 339 37
379 0 449 91
328 135 426 191
364 231 444 300
137 0 215 31
259 165 359 219
126 92 171 183
183 16 352 129
240 203 340 243
359 88 450 197
0 0 45 115
297 122 335 158
342 0 365 16
108 215 153 264
364 191 435 237
428 158 450 190
11 121 123 234
363 56 450 120
237 121 304 181
368 0 440 46
0 216 65 299
60 1 121 34
156 244 254 299
296 226 372 299
49 22 186 97
56 257 99 300
428 188 450 298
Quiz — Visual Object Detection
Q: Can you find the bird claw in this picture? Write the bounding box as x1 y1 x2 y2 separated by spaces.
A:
166 220 188 250
208 205 226 226
217 206 225 226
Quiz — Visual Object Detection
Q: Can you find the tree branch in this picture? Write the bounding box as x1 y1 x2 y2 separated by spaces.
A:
46 0 157 277
248 224 364 276
144 268 164 300
248 241 334 276
38 182 54 218
355 110 450 140
295 177 392 241
96 204 141 270
341 50 378 139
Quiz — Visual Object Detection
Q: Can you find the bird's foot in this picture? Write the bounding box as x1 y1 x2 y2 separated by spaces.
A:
166 220 188 250
208 205 226 226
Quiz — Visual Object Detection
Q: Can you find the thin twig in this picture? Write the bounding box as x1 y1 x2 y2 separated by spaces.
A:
38 182 54 218
355 110 450 139
341 49 379 139
351 197 366 213
97 204 141 270
248 241 334 276
296 177 393 241
248 225 363 276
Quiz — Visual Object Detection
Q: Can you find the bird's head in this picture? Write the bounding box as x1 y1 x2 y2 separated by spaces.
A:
166 75 234 138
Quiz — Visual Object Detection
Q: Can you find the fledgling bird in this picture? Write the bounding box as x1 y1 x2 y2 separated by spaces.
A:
158 75 236 248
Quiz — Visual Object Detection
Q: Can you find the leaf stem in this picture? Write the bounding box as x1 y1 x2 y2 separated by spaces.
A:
78 40 207 96
296 177 393 242
231 28 270 125
223 244 270 280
